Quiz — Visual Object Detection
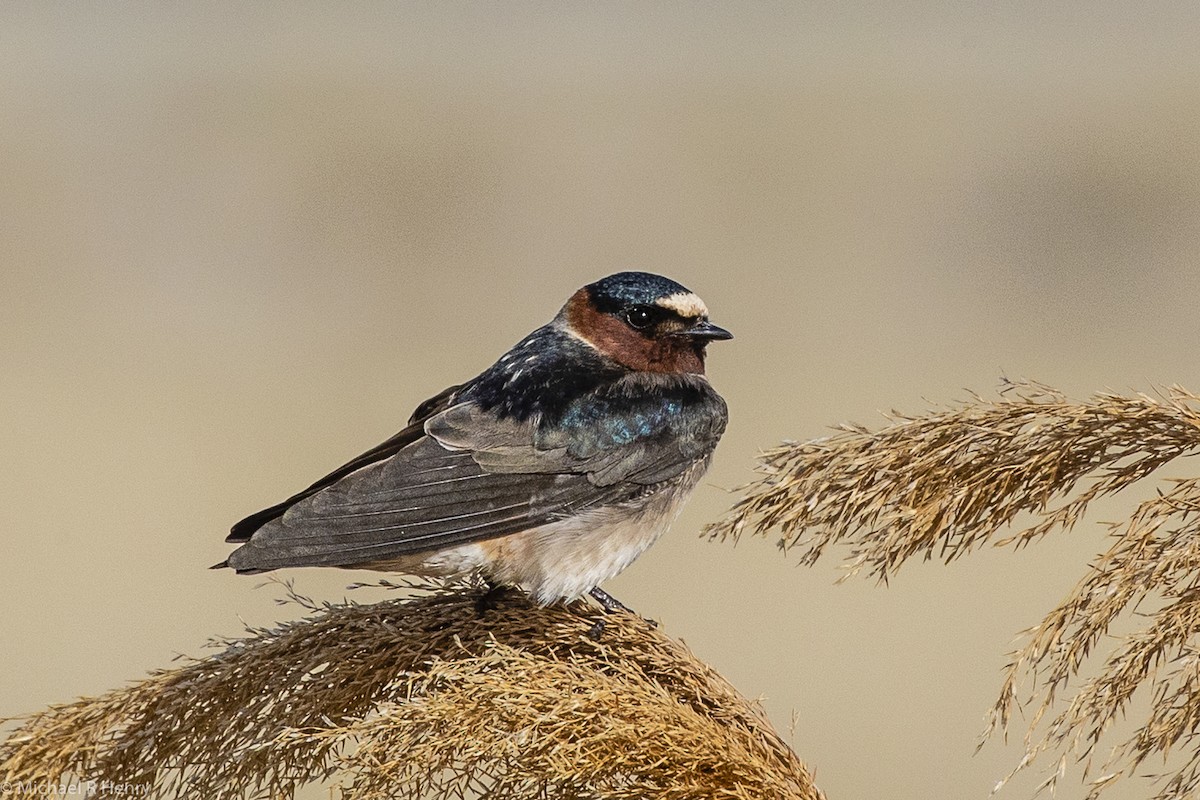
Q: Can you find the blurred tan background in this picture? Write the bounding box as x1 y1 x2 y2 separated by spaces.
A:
4 4 1200 798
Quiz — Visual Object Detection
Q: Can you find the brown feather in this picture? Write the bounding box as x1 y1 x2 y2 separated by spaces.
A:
563 290 706 374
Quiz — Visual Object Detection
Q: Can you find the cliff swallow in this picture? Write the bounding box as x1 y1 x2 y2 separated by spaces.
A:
217 271 730 610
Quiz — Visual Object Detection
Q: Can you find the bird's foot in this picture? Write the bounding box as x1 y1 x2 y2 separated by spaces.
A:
586 618 607 640
476 580 514 615
585 586 658 639
588 586 634 614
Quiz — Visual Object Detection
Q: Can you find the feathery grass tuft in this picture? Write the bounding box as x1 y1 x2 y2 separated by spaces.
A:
706 381 1200 579
989 475 1200 799
706 381 1200 798
1 582 821 800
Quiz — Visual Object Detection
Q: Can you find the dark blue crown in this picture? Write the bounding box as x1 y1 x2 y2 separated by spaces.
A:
585 271 692 313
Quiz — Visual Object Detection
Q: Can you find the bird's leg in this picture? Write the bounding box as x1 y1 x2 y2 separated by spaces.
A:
589 586 635 615
586 586 647 640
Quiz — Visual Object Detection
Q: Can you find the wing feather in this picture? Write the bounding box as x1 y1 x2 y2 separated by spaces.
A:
225 384 461 543
224 373 726 573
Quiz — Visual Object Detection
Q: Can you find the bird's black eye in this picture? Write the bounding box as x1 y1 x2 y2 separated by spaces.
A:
624 305 656 331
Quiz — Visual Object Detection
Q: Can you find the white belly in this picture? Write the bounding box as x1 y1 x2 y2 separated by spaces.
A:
498 496 683 604
485 461 707 604
390 460 707 605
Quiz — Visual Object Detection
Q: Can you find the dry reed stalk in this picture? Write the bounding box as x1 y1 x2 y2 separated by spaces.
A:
706 381 1200 799
1 582 822 800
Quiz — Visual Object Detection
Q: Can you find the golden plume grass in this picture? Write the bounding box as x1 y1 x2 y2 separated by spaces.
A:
0 581 822 800
706 381 1200 799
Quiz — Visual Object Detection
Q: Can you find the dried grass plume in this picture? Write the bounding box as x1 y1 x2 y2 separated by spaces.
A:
1 582 821 800
707 381 1200 799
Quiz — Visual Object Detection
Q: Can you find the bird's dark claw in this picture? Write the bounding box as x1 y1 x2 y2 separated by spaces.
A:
586 618 607 640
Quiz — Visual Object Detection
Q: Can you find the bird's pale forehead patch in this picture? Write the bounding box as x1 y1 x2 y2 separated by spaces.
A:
654 292 708 318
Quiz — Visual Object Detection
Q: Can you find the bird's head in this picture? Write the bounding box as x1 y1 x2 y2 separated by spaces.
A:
559 271 732 374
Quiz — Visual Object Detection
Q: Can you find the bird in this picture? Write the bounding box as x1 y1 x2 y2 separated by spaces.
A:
216 271 731 612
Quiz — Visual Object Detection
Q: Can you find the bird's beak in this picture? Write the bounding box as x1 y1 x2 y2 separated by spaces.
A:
678 319 733 341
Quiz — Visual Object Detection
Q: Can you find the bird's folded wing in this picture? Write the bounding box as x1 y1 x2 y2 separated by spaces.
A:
226 412 681 572
225 382 724 572
226 439 612 571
